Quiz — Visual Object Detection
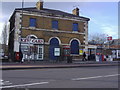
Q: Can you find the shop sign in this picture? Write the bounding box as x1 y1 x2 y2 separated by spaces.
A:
107 36 112 41
79 49 83 55
21 38 44 44
117 50 120 58
54 48 60 56
63 45 70 49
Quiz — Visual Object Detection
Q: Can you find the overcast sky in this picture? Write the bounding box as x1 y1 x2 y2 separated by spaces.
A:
0 1 118 43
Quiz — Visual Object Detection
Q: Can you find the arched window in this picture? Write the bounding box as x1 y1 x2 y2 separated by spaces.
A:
70 40 79 54
26 35 38 39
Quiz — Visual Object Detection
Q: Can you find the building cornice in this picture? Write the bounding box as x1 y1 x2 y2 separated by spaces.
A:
16 11 88 23
22 27 85 35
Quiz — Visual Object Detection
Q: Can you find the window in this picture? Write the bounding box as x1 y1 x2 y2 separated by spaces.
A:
73 23 78 31
29 18 36 27
52 20 58 29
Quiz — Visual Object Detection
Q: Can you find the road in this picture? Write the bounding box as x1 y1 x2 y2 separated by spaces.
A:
1 66 119 88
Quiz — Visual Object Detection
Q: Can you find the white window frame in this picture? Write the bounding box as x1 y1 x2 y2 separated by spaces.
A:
37 45 44 60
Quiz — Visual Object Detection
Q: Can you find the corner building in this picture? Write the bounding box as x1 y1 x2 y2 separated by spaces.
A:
8 1 90 61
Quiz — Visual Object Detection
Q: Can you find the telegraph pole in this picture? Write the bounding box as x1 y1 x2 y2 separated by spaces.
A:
19 0 24 61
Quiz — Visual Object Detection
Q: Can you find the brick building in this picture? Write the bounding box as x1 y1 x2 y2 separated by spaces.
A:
8 1 90 61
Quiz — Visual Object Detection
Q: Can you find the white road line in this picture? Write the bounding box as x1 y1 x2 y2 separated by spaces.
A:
103 74 119 78
0 80 12 85
0 80 3 82
0 82 49 88
5 81 10 83
72 74 120 81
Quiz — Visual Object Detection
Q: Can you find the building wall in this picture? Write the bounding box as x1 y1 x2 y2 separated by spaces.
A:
22 15 85 33
20 14 87 60
9 11 89 61
21 14 86 45
21 29 85 45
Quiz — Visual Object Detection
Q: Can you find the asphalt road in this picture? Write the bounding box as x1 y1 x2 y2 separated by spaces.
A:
1 66 119 89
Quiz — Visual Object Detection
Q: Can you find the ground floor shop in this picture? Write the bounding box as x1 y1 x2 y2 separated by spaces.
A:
87 45 120 62
10 34 86 62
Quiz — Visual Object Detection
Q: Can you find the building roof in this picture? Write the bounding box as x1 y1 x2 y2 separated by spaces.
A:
14 7 90 21
88 39 120 49
88 40 104 45
110 39 120 45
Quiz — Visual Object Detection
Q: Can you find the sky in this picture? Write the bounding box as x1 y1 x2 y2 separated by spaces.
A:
0 0 119 44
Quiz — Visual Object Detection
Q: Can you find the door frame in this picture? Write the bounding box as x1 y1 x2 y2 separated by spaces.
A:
37 45 44 60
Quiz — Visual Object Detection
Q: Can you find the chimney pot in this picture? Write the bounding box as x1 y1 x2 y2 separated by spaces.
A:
72 7 79 16
36 0 43 10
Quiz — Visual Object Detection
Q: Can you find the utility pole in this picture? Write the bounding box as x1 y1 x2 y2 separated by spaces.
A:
19 0 24 61
19 0 24 49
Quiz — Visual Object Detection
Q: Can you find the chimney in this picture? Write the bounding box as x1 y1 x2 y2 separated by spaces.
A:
72 7 79 16
36 0 43 10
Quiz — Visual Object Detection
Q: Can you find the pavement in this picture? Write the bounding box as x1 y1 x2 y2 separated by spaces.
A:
0 60 119 70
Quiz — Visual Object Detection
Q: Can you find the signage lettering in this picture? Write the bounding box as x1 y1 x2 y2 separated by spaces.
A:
21 38 44 44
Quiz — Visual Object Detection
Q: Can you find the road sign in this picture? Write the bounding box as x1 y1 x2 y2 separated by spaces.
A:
107 36 112 41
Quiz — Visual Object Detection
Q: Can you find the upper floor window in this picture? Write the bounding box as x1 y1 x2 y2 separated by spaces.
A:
52 20 58 29
29 18 36 27
73 23 78 31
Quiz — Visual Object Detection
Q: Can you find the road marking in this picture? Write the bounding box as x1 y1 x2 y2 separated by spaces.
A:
0 80 12 85
0 82 49 88
72 74 120 81
0 80 3 82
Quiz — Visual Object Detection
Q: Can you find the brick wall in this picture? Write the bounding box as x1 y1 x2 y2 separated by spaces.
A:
22 15 85 33
21 14 87 60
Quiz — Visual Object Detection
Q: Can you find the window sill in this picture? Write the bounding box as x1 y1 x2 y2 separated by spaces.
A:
52 28 58 30
70 54 80 56
72 31 79 33
29 26 36 29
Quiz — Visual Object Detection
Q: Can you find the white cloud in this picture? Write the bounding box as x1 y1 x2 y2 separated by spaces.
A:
101 25 118 39
0 22 5 43
0 22 4 33
90 17 118 39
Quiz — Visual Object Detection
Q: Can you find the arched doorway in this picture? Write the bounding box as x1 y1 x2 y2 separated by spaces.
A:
70 40 79 54
49 38 60 60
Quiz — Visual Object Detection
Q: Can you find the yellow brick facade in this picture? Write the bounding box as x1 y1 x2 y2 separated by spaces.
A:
20 15 86 60
8 2 89 61
22 29 85 45
22 15 85 33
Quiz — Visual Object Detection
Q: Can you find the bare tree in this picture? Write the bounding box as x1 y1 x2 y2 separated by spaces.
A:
89 33 107 45
1 22 9 55
2 23 8 45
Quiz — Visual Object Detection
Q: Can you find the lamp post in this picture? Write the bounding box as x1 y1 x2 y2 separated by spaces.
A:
19 0 24 61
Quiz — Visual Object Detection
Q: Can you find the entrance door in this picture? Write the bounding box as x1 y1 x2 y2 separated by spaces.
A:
70 40 79 54
49 38 59 60
38 45 44 60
